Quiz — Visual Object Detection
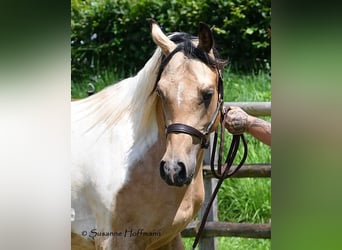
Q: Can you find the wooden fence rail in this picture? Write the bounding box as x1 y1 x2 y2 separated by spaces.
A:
224 102 271 116
182 102 271 250
202 164 271 178
182 221 271 239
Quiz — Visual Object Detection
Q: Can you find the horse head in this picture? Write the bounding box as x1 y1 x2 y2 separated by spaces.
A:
150 20 226 186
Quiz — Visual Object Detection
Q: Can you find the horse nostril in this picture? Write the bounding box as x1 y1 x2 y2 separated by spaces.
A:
160 160 189 186
177 161 187 180
160 160 167 179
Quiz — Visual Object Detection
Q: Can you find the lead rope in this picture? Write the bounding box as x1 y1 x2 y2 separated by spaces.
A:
191 111 248 250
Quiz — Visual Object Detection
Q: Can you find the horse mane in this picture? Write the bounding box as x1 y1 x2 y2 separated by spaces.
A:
168 32 227 69
72 47 162 136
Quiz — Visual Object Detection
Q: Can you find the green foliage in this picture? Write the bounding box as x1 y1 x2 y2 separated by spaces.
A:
71 68 125 99
71 0 270 82
218 176 271 223
183 237 270 249
217 237 270 250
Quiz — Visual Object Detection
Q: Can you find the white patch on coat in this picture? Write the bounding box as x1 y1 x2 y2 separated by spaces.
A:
71 48 162 240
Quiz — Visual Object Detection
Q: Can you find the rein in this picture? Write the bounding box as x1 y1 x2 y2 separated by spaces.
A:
191 112 248 250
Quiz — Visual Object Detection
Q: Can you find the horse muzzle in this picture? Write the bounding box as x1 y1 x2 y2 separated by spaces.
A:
159 160 194 187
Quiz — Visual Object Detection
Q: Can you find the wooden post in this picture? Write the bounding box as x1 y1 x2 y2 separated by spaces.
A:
198 134 218 250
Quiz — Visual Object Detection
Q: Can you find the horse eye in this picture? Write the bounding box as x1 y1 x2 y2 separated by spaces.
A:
202 90 213 102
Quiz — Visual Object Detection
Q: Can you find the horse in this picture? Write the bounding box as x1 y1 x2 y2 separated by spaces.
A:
71 19 227 250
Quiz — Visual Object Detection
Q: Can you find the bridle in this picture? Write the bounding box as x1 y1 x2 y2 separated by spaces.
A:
165 71 223 149
155 43 225 149
155 43 248 250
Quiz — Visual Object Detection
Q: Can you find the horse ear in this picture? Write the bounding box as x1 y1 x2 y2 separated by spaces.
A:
197 22 213 53
149 19 176 55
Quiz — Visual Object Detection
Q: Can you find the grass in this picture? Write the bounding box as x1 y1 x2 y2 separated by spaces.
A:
71 68 271 249
71 69 125 99
223 70 271 102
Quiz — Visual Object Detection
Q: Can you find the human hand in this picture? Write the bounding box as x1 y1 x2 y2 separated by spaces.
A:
224 106 249 135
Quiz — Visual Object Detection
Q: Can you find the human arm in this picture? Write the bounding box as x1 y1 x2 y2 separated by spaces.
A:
224 106 271 146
